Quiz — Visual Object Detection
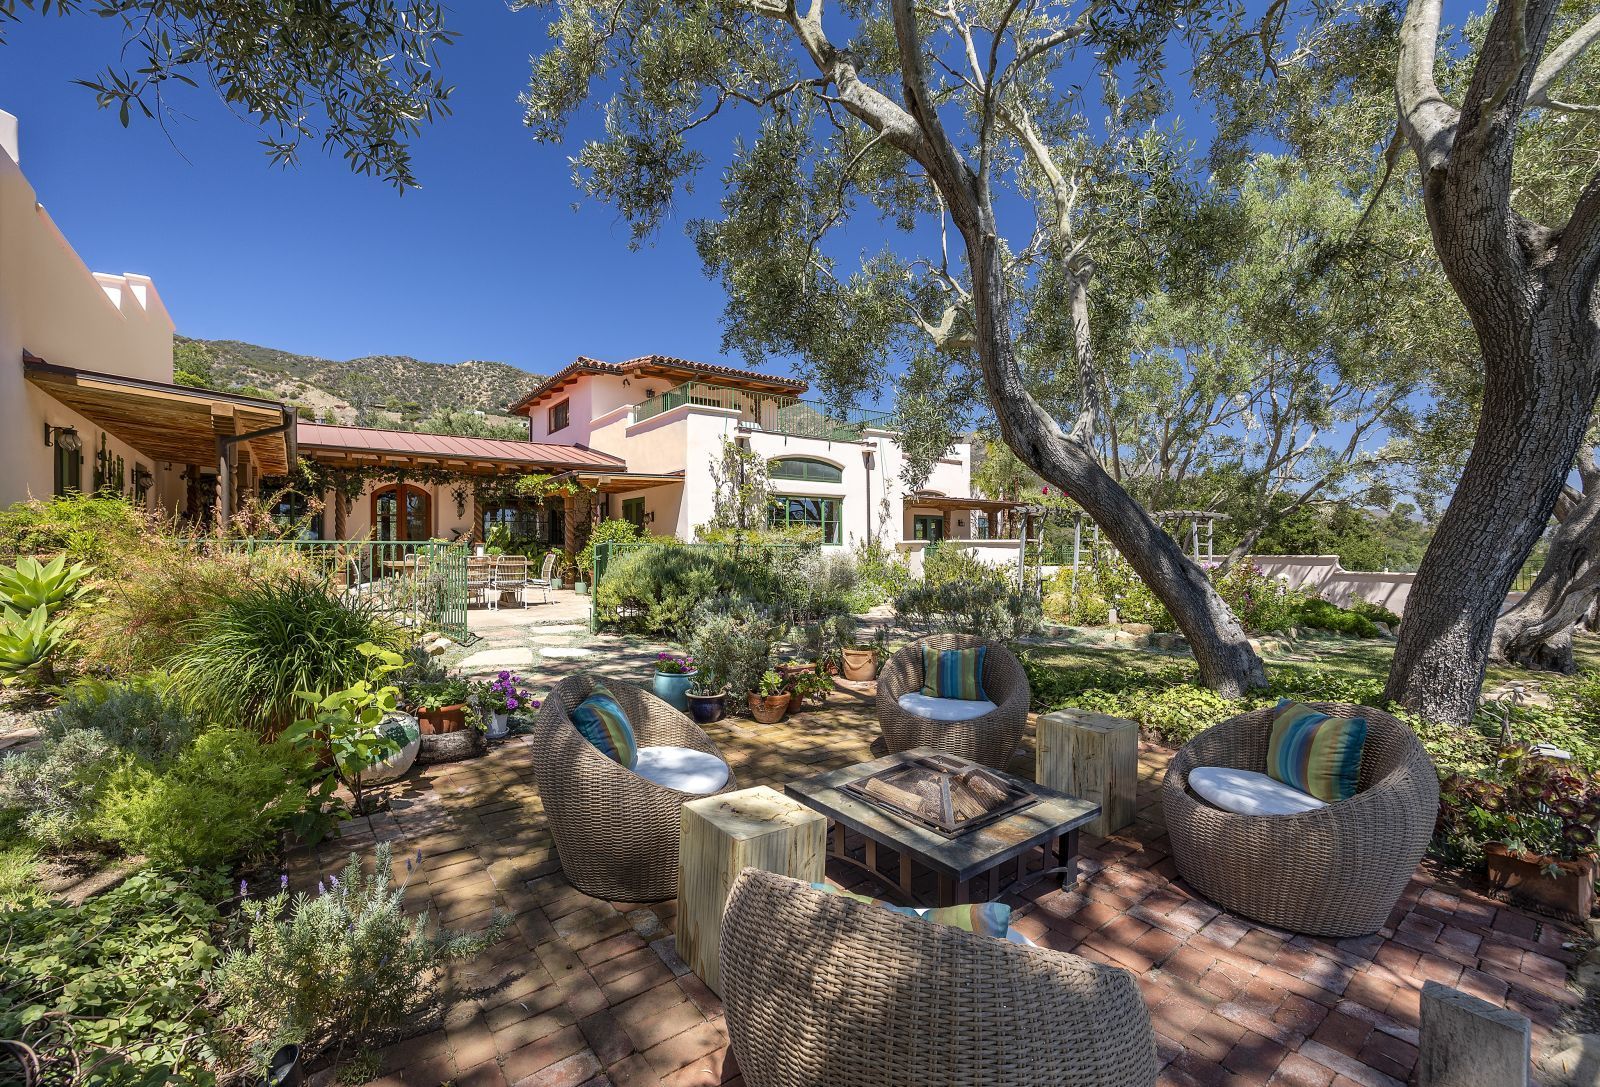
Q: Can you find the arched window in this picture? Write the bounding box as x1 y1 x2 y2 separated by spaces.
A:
372 484 431 541
768 457 843 483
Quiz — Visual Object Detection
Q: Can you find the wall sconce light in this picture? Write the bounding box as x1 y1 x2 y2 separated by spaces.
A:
958 519 966 528
645 511 655 524
44 423 83 452
622 378 632 387
133 466 155 491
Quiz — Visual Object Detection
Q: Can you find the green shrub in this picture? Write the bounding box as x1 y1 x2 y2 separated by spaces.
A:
597 543 789 636
93 730 311 868
893 574 1042 642
0 554 92 613
1346 598 1400 627
169 577 405 734
922 545 997 588
1211 562 1298 634
0 842 45 911
215 844 509 1070
47 674 201 763
0 729 120 849
850 540 912 610
1291 597 1380 638
0 867 226 1086
0 494 151 567
579 517 645 577
687 603 784 697
0 605 71 688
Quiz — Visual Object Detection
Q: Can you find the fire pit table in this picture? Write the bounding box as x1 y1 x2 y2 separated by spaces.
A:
786 747 1100 907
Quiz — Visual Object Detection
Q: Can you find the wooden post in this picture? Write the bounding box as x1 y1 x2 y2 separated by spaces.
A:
678 786 826 995
1036 709 1139 838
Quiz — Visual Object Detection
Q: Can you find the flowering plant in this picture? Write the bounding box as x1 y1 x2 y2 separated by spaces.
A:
1438 747 1600 865
475 670 532 715
655 652 696 675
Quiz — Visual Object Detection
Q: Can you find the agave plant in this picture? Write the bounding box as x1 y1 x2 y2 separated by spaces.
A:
0 606 69 687
0 554 92 614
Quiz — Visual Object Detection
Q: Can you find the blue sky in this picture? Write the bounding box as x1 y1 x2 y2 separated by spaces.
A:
0 4 744 378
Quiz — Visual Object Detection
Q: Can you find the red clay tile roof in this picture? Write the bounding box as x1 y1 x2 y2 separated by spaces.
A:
507 355 807 415
296 422 625 469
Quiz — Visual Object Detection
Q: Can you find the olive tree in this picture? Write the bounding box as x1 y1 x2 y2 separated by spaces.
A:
520 0 1274 694
0 0 456 189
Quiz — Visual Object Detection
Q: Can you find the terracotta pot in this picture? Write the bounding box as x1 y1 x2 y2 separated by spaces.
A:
1483 842 1596 921
416 703 468 735
747 691 791 725
840 647 879 681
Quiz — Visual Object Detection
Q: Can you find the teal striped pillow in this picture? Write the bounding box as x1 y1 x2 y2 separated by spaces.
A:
919 645 988 700
1265 701 1366 803
569 684 638 769
809 883 1011 939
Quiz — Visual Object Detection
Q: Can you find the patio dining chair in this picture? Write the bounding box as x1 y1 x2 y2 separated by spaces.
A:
466 556 495 610
527 550 559 604
494 556 530 608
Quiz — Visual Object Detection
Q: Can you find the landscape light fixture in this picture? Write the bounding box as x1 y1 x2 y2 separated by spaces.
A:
133 466 154 491
44 423 82 452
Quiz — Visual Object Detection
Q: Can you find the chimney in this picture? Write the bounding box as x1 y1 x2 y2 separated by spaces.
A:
0 110 17 165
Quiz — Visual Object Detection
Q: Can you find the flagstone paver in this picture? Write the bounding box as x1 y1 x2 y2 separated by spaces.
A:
288 630 1585 1087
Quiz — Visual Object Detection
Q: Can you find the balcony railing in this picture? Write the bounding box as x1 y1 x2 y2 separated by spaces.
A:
632 380 891 440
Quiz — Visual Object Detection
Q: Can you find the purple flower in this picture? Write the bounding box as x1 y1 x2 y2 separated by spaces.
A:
506 697 520 710
498 670 510 680
239 879 248 897
279 873 289 891
317 879 326 895
532 699 542 709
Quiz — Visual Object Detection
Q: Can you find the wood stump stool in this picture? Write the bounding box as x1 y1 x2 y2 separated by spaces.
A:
677 785 826 994
1036 708 1138 838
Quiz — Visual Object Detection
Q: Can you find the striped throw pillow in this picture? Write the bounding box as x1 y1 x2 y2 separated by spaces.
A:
919 645 988 701
1265 701 1367 803
809 884 1011 939
569 684 638 769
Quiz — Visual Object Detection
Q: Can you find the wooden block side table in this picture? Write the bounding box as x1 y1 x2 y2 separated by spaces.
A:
1036 708 1138 838
677 785 827 994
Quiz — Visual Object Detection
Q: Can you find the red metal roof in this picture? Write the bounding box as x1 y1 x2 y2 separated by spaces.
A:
296 422 625 469
508 354 807 415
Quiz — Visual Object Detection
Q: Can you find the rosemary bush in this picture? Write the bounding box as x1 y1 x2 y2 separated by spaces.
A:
215 843 509 1069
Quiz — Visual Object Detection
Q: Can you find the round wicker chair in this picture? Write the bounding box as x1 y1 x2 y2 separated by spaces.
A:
530 674 738 902
875 634 1030 768
1161 703 1439 938
720 868 1158 1087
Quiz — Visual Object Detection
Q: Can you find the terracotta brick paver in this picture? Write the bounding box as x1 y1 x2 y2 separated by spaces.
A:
286 676 1583 1087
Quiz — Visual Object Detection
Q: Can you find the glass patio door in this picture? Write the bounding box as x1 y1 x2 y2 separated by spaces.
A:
373 484 431 541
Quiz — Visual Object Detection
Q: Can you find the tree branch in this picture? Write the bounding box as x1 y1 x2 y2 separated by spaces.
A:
1527 11 1600 109
1395 0 1459 174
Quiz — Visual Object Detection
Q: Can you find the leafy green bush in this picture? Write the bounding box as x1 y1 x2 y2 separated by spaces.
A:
0 842 44 911
579 517 645 577
1291 597 1380 638
1040 555 1173 629
169 577 405 734
93 730 311 868
894 573 1042 642
597 543 790 636
0 867 226 1086
1346 598 1400 627
849 540 912 611
1211 562 1297 634
215 844 508 1070
47 674 201 764
0 729 120 849
687 603 783 698
0 494 151 567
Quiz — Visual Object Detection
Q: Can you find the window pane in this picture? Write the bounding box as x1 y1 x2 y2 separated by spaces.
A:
769 494 841 544
768 457 843 483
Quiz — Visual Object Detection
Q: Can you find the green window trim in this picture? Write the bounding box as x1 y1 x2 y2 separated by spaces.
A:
768 457 844 483
913 514 945 542
769 495 843 545
622 497 647 530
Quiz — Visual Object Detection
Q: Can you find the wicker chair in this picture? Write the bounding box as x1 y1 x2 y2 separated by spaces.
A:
1161 703 1439 938
721 868 1159 1087
530 674 738 901
875 634 1030 768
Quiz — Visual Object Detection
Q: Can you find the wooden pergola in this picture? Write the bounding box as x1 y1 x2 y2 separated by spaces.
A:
24 355 295 522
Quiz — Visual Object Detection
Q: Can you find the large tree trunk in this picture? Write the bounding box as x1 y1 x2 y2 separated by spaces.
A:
1490 453 1600 672
881 0 1268 697
1388 0 1600 725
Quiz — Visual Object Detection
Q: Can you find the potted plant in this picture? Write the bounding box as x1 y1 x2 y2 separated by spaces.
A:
285 642 408 815
652 652 697 711
1438 748 1600 921
841 630 890 681
407 676 471 734
786 668 834 711
472 670 529 739
748 669 791 724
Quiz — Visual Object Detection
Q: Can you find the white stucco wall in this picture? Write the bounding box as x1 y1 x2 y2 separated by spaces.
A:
0 112 181 512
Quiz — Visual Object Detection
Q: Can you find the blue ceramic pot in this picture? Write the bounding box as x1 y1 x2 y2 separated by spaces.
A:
685 691 727 724
652 668 697 711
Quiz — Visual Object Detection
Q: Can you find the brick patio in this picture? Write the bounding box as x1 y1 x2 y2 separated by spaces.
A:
287 679 1586 1087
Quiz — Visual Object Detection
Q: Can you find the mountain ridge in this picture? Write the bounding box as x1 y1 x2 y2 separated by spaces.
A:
173 336 542 431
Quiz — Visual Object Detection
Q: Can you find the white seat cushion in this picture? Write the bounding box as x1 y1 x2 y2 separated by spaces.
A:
632 745 730 795
896 691 999 722
1189 766 1326 816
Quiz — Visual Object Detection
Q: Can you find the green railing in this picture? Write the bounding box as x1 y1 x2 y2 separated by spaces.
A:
632 380 891 440
220 537 472 642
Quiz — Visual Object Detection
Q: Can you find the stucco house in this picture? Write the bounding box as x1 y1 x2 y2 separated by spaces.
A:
1 108 1019 568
